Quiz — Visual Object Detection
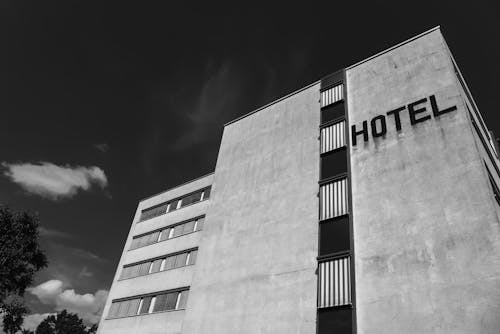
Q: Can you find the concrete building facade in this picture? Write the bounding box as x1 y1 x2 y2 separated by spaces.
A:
97 27 500 334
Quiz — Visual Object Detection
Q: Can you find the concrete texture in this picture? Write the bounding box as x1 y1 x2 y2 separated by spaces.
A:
97 174 213 334
347 28 500 334
181 83 321 334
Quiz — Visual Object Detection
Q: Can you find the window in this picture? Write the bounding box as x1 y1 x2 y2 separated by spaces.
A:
120 248 198 280
320 84 344 108
320 178 348 220
130 216 205 250
321 120 346 154
318 256 351 308
107 288 189 319
139 187 212 222
139 203 169 222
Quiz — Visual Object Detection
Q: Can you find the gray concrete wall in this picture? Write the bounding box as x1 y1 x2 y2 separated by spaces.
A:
181 83 321 334
97 174 213 334
347 28 500 334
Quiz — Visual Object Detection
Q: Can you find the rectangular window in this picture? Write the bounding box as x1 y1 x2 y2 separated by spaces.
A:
164 256 176 270
183 220 196 234
126 299 140 317
138 262 151 276
138 187 211 222
177 290 189 309
181 191 203 207
139 203 169 222
174 253 188 268
187 250 197 265
121 248 197 280
153 294 168 312
203 187 211 199
138 297 152 315
130 216 205 251
321 120 346 154
321 84 344 108
318 256 351 308
195 217 205 231
164 293 178 310
108 289 189 319
320 148 347 180
320 178 348 220
150 259 162 273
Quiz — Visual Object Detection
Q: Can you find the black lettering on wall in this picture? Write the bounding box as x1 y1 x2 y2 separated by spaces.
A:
430 95 457 117
408 98 431 125
386 106 405 131
351 121 368 146
370 115 387 137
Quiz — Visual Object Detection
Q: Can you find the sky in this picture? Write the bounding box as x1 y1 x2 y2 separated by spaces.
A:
1 0 499 331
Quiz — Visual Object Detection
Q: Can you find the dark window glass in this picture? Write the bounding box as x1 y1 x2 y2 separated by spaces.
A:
181 191 202 207
203 187 211 199
320 148 348 180
319 216 350 256
150 259 162 273
183 220 195 234
130 238 141 250
188 250 197 265
177 290 189 309
174 253 188 268
169 200 179 212
321 101 345 124
318 308 352 334
153 294 168 312
148 232 160 245
126 299 140 316
139 262 151 276
128 264 140 278
108 302 120 318
120 267 130 279
173 224 184 237
140 203 169 221
165 293 178 310
139 297 152 314
164 256 176 270
195 217 205 231
117 300 130 318
159 228 170 241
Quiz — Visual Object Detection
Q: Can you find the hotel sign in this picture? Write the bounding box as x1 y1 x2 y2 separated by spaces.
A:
351 95 457 146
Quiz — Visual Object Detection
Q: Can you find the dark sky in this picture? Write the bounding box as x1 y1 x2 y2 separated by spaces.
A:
1 0 499 328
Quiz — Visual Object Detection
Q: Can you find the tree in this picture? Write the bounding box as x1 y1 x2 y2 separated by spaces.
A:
35 310 97 334
0 206 48 333
21 330 34 334
2 295 28 334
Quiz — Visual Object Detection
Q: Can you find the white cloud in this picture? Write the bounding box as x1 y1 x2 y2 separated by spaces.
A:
28 280 108 324
2 161 108 199
22 313 55 331
28 279 63 304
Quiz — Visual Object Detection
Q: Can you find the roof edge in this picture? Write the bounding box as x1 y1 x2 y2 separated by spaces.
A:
224 80 320 127
346 26 441 70
140 171 215 202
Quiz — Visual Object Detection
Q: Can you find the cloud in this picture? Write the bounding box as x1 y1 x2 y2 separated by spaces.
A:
28 279 64 304
28 279 108 324
70 247 107 263
39 227 72 239
1 161 108 199
22 313 55 331
94 143 109 152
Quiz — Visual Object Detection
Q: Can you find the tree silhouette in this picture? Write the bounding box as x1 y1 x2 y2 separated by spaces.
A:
34 310 97 334
0 206 47 333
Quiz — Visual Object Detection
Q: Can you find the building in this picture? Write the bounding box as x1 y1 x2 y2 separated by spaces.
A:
97 27 500 334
